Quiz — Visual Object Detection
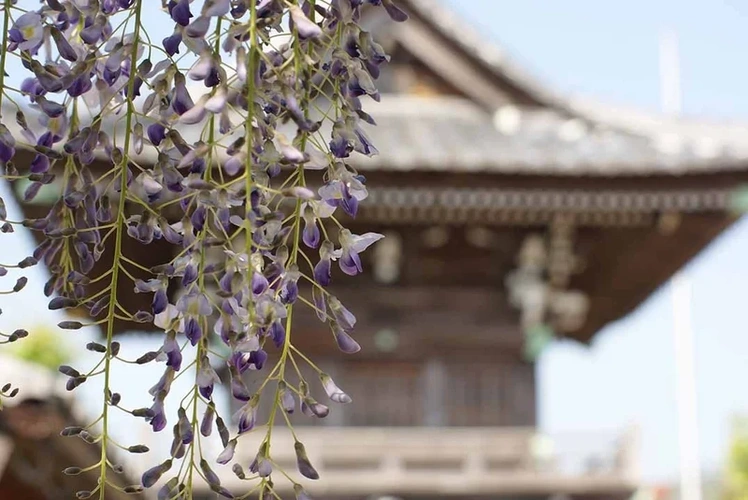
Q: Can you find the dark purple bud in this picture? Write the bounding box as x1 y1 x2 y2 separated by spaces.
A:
171 0 192 26
156 478 179 500
30 154 50 174
294 441 319 480
280 382 295 413
231 375 251 402
197 357 219 399
203 0 230 17
289 5 322 39
136 351 159 364
147 123 166 146
49 296 77 310
162 337 182 371
249 349 267 370
18 256 37 269
134 310 154 323
68 74 93 97
152 289 168 315
382 0 409 21
184 317 202 346
191 205 206 231
313 256 331 287
341 191 359 218
182 264 198 286
86 342 107 353
329 296 356 332
301 397 329 419
200 459 221 487
248 444 273 477
211 486 234 499
51 27 79 62
218 271 234 294
66 376 87 390
0 127 15 164
59 320 83 330
160 221 183 245
177 408 193 445
216 415 230 448
302 212 320 249
148 399 167 432
216 439 236 465
306 280 323 319
172 77 195 115
162 32 182 56
333 323 361 353
294 485 314 500
251 272 269 295
90 296 109 317
141 460 172 488
59 365 81 377
23 181 42 201
201 403 215 437
268 321 285 348
186 16 211 38
13 277 28 292
80 22 103 45
234 396 258 434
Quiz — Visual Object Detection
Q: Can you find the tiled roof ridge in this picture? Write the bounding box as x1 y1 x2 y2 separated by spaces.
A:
403 0 748 141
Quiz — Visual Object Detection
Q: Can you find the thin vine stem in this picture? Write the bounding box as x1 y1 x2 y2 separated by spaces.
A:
98 2 144 497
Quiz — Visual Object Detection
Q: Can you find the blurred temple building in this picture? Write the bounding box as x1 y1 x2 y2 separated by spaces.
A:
9 0 748 499
0 354 143 500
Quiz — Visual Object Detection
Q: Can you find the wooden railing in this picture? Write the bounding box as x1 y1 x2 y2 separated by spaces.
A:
210 426 640 497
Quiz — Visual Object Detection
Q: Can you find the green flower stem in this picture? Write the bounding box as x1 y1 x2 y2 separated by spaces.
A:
98 2 143 498
0 0 11 118
264 1 316 465
185 16 224 497
245 0 258 258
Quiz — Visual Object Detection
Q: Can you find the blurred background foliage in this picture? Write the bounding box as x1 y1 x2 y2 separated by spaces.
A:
6 323 71 371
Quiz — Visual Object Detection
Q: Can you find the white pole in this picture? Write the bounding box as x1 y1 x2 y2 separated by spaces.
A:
659 29 682 116
660 29 703 500
671 275 701 500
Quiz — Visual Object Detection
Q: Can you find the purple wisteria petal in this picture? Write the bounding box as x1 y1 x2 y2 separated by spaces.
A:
170 0 193 26
0 125 15 164
334 324 361 354
321 373 352 403
329 296 356 332
186 16 211 38
11 13 44 51
163 31 182 56
161 336 183 371
202 0 231 17
172 75 194 115
289 5 322 39
197 357 220 399
233 397 258 434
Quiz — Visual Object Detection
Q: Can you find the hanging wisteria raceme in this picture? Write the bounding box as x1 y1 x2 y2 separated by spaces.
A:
0 0 407 498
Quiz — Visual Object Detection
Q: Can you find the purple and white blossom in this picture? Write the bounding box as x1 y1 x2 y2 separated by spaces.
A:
0 0 402 496
9 13 44 51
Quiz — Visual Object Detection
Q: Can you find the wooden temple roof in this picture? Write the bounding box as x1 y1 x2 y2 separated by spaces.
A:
6 0 748 346
346 96 748 175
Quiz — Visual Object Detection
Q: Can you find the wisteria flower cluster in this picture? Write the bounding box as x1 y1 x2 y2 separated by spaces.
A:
0 0 406 498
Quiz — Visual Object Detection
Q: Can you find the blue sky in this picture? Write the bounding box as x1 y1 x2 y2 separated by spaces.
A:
0 0 746 487
442 0 748 484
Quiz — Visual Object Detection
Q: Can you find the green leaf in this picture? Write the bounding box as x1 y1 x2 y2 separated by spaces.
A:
523 324 555 362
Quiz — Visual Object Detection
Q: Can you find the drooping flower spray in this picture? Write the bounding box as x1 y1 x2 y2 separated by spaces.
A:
0 0 407 497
